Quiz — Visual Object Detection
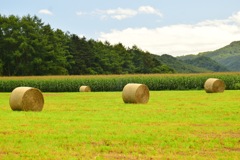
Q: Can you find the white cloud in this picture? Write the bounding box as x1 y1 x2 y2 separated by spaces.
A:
76 5 163 20
38 9 53 15
138 6 162 17
96 8 138 20
229 11 240 25
99 12 240 56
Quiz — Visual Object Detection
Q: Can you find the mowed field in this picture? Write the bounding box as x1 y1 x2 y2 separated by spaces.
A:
0 90 239 159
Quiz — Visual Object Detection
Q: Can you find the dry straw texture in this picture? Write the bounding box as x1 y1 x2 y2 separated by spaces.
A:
204 78 226 93
122 83 149 104
79 86 91 92
9 87 44 111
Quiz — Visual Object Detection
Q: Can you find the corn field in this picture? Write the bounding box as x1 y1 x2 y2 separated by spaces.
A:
1 73 240 92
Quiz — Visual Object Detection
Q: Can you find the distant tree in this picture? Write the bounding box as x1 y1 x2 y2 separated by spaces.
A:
0 14 22 75
113 43 136 73
68 35 98 74
0 14 71 75
0 14 176 75
128 45 164 73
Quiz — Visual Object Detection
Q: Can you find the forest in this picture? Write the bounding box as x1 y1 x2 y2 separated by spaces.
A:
0 14 174 76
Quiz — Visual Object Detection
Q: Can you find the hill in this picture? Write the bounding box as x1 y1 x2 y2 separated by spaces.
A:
178 41 240 71
153 54 212 73
180 56 229 72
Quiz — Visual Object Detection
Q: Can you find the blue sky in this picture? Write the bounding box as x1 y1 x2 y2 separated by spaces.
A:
1 0 240 56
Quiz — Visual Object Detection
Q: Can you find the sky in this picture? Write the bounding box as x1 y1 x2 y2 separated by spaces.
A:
1 0 240 57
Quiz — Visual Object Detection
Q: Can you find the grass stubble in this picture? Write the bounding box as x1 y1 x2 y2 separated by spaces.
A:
0 90 239 159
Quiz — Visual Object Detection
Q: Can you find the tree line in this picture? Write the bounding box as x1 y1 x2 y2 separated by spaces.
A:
0 14 174 76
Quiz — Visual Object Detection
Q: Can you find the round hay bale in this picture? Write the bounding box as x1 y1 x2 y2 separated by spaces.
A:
9 87 44 111
79 86 91 92
204 78 226 93
122 83 149 104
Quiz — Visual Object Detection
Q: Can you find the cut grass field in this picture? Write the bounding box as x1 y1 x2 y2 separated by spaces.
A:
0 90 239 159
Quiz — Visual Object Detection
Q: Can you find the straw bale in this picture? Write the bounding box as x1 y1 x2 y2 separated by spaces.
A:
122 83 149 104
204 78 225 93
9 87 44 111
79 86 91 92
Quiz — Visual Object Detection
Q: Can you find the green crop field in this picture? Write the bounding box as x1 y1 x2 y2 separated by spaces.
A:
1 72 240 92
0 90 239 159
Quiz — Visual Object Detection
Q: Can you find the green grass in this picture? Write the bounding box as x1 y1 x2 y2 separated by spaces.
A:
0 91 239 159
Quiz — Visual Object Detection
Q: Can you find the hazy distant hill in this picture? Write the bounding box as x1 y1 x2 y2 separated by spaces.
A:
153 54 212 73
179 56 229 72
178 41 240 71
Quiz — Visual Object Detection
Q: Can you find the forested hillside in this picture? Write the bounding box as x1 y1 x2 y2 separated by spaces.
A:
178 41 240 71
0 14 174 76
180 56 229 72
153 54 212 73
199 41 240 71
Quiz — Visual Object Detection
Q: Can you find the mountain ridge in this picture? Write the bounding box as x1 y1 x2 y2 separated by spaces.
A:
177 41 240 71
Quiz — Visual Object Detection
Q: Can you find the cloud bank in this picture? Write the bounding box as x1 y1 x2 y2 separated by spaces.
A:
99 12 240 56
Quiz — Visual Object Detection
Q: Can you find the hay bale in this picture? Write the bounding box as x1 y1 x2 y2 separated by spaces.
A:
9 87 44 111
204 78 226 93
79 86 91 92
122 83 149 104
